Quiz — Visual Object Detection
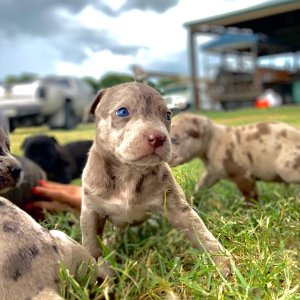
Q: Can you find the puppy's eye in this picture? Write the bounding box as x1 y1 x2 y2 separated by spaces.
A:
165 112 172 122
116 107 129 117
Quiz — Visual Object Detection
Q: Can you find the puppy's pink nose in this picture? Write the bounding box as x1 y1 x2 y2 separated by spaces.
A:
148 133 165 148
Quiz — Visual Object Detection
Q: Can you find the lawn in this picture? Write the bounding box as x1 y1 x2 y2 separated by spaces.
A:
10 105 300 299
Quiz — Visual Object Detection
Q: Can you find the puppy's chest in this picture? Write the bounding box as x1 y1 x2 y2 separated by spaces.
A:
99 179 162 227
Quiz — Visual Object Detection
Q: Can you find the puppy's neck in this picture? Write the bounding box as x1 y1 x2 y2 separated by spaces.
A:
92 143 155 182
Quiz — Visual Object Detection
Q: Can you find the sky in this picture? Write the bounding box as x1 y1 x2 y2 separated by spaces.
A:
0 0 271 81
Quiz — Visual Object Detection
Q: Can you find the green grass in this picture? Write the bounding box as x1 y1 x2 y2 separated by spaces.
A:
10 106 300 299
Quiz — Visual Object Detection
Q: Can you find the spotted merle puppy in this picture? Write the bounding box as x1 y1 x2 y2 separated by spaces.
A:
81 82 230 276
0 197 111 300
170 113 300 203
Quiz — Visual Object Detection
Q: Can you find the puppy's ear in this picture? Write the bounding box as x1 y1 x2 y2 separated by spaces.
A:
190 116 212 139
50 136 58 144
90 89 106 115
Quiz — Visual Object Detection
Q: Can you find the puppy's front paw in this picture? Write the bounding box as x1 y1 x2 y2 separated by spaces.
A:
97 258 114 278
212 255 231 277
96 259 115 299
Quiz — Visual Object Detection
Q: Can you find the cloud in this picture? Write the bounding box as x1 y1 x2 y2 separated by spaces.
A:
0 0 175 73
119 0 180 13
0 1 90 38
0 0 271 80
51 27 146 63
0 0 179 38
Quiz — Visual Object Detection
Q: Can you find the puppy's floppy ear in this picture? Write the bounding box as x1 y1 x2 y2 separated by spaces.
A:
50 136 58 144
185 117 202 139
192 116 212 138
90 89 107 115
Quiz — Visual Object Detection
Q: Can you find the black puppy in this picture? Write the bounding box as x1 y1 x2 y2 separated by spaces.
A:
21 135 92 183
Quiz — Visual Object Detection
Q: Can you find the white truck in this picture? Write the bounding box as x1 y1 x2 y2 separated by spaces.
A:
162 82 217 111
0 76 94 131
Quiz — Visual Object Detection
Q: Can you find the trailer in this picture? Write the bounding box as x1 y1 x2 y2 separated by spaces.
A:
184 0 300 109
201 31 295 109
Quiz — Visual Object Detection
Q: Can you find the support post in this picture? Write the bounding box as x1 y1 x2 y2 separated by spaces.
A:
188 28 200 110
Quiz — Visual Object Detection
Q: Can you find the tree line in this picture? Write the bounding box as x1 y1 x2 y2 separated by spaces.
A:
3 72 176 94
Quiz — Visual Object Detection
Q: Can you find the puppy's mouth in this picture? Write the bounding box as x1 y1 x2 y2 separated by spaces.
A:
133 152 162 162
125 148 171 166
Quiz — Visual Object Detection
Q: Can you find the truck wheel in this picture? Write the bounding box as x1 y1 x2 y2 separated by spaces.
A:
9 119 16 133
64 101 78 130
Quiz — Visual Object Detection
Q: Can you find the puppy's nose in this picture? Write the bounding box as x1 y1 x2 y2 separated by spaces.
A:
10 166 22 180
148 133 166 148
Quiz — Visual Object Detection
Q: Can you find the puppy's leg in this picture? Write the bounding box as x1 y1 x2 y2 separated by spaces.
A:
161 191 230 276
195 171 219 192
80 204 106 258
235 176 258 204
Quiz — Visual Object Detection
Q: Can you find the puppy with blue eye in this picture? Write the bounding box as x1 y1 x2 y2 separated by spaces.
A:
81 82 231 276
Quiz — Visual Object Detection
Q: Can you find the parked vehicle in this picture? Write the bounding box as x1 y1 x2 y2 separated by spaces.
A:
0 76 94 131
162 82 218 111
162 83 192 111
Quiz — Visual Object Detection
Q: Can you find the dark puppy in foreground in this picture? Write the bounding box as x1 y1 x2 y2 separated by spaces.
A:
170 113 300 203
81 82 231 276
22 135 92 183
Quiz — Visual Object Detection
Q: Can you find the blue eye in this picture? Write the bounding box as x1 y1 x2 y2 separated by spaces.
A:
116 107 129 117
165 112 172 121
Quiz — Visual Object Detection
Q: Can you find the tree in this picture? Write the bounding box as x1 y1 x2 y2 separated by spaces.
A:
5 73 38 84
83 76 100 93
99 72 134 89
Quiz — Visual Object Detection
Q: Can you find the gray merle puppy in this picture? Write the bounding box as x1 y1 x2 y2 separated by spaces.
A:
81 82 231 276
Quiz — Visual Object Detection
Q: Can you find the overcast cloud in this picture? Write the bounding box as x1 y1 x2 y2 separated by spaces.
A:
0 0 270 80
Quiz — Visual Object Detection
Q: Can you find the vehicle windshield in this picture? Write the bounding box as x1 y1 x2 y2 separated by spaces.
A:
164 86 188 95
43 78 70 87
